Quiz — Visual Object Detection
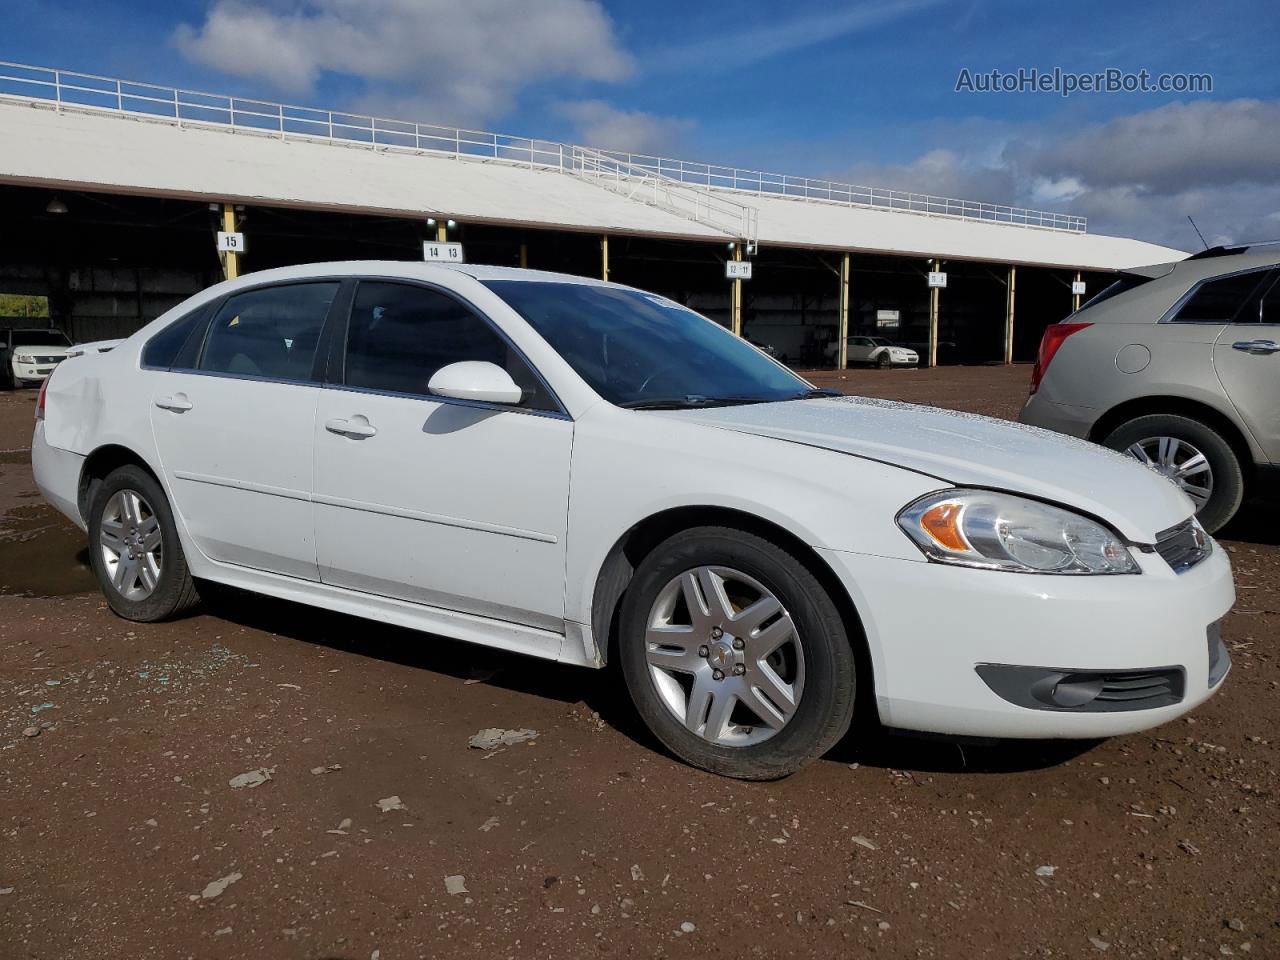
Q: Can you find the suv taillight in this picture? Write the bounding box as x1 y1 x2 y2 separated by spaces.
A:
35 376 49 421
1029 322 1092 395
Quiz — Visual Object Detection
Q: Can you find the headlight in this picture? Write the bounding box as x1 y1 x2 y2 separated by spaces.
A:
897 489 1140 575
13 353 33 363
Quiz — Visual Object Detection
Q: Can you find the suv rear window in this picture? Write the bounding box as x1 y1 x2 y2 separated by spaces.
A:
1079 274 1152 311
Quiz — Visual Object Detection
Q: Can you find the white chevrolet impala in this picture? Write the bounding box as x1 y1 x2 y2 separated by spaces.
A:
32 262 1234 778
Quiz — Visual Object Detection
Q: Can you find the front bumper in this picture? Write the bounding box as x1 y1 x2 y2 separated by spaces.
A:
12 360 60 383
818 542 1234 739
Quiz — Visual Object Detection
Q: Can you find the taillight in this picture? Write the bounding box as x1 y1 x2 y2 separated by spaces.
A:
1029 322 1092 395
35 376 49 421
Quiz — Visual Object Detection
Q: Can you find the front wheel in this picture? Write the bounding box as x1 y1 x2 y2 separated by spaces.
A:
88 465 200 621
876 353 892 369
1102 414 1244 534
618 527 856 780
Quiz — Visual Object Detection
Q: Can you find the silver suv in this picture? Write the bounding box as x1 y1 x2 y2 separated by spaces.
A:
1020 242 1279 533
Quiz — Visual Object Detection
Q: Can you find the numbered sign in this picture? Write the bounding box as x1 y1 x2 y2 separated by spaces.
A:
216 231 246 253
725 260 753 280
1072 280 1087 296
423 242 465 263
927 271 947 289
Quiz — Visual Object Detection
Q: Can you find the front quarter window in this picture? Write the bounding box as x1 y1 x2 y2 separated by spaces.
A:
482 280 812 407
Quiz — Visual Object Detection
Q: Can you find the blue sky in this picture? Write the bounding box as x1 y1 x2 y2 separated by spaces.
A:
5 0 1280 246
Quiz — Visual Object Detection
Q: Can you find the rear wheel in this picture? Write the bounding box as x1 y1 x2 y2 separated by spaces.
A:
88 465 199 621
618 527 855 780
1102 414 1244 533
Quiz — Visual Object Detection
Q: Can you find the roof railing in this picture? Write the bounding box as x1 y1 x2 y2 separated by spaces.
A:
0 60 1086 235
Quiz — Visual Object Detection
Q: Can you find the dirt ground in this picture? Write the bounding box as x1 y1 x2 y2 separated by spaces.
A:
2 365 1277 960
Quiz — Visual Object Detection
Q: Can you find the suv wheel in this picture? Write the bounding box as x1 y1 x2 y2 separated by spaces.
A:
618 527 855 780
88 465 200 621
1102 414 1244 533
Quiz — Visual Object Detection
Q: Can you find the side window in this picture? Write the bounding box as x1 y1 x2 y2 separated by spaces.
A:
1171 270 1273 324
343 282 555 411
142 305 209 369
1252 271 1280 325
199 283 338 380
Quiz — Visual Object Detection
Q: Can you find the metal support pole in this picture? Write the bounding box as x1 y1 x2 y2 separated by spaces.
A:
1072 270 1082 312
519 243 528 269
838 252 851 370
221 203 240 281
928 258 940 368
601 234 609 282
731 243 743 337
1004 265 1017 365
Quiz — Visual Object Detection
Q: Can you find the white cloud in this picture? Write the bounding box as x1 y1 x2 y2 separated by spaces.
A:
826 99 1280 249
643 0 945 76
555 100 695 155
174 0 632 125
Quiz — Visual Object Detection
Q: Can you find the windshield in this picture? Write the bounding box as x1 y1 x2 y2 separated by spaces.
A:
870 337 893 346
483 280 814 407
13 330 70 347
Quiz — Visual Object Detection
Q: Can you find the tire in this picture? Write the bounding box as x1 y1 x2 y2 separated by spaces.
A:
1102 414 1245 534
618 526 856 780
87 464 200 621
876 353 892 369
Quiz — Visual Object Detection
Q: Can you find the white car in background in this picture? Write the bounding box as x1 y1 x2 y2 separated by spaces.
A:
2 327 72 387
846 336 918 367
32 263 1233 779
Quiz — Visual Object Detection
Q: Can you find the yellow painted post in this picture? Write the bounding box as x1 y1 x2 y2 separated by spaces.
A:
1072 269 1082 312
221 203 240 281
519 243 528 269
731 243 743 337
1004 265 1017 365
928 258 940 368
838 252 850 370
436 221 447 244
601 234 609 282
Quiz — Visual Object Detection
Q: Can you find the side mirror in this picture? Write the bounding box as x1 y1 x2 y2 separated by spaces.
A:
428 360 523 405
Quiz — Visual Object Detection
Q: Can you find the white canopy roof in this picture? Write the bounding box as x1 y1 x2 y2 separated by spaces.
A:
0 99 1184 271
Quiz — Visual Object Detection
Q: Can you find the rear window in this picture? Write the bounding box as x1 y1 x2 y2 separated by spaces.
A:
142 307 208 369
1079 274 1152 312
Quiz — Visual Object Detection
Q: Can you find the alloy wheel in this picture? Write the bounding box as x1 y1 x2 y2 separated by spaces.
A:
1124 436 1214 509
644 565 804 747
98 488 163 601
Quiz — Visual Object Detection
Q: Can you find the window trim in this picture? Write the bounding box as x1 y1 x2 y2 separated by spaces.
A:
325 276 571 421
1159 266 1280 326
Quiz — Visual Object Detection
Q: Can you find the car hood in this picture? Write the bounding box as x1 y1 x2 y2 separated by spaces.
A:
656 396 1193 542
13 344 69 356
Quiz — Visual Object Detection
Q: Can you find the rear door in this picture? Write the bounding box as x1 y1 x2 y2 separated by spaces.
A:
312 279 573 631
150 280 341 579
1213 268 1280 462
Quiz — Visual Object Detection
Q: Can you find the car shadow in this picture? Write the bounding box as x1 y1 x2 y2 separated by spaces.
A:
198 583 1109 776
1218 495 1280 547
196 581 663 745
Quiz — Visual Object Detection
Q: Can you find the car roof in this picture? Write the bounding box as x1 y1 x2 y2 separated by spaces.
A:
220 260 627 290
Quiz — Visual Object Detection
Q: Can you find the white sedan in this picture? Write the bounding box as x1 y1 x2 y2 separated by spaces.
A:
33 262 1233 779
847 336 919 367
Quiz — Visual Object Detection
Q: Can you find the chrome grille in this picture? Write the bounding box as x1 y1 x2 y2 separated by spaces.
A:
1154 519 1212 573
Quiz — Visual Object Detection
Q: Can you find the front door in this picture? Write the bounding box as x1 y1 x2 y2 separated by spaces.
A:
150 281 340 580
313 280 573 630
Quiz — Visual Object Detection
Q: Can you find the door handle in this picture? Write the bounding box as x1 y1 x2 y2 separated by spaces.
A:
325 416 377 438
154 393 193 412
1231 339 1280 355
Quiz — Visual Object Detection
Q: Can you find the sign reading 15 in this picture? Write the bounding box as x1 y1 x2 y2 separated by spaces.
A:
423 242 465 263
216 231 245 253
